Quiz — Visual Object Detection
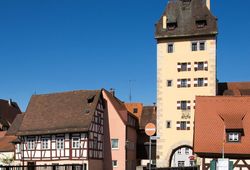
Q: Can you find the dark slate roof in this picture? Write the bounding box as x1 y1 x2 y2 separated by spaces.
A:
140 106 157 130
6 114 25 136
155 0 217 39
17 90 102 136
0 99 22 126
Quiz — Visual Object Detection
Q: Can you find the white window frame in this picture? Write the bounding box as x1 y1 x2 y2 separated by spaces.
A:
56 137 64 150
111 139 119 149
167 43 174 53
72 137 80 149
228 132 240 142
112 160 118 167
41 138 49 150
27 138 35 150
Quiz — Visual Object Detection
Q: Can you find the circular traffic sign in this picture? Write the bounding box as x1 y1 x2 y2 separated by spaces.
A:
145 123 156 136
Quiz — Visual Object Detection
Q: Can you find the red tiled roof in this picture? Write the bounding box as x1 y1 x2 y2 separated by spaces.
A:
218 82 250 96
0 135 16 152
194 96 250 158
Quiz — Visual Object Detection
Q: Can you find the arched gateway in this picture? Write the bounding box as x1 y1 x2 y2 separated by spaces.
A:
169 145 194 167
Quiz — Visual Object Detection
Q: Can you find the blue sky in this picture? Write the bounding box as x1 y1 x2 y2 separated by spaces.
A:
0 0 250 111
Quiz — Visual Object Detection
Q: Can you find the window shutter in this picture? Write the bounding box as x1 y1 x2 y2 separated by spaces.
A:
177 63 181 72
193 100 196 109
204 78 208 86
187 121 191 130
194 78 198 87
188 62 191 71
204 61 208 71
187 101 191 110
177 101 181 110
176 121 180 130
188 78 191 87
177 79 181 88
194 62 198 71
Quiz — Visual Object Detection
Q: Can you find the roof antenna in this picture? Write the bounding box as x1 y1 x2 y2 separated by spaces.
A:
129 80 136 103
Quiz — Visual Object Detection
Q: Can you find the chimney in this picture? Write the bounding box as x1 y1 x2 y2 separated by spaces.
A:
206 0 210 10
8 99 12 106
110 88 115 96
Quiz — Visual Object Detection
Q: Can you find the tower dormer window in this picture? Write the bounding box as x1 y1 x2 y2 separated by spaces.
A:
196 20 207 28
167 22 177 31
227 132 241 142
182 0 191 6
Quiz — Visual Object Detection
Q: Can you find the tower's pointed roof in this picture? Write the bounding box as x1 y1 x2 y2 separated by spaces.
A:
155 0 217 39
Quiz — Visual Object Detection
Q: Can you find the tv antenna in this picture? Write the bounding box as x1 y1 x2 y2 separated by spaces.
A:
129 80 136 102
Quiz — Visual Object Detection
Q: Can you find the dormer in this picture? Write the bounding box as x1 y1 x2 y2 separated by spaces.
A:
196 20 207 28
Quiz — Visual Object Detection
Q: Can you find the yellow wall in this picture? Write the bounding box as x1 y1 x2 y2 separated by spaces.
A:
156 37 216 167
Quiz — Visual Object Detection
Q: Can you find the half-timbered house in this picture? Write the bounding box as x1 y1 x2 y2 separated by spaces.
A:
14 90 105 169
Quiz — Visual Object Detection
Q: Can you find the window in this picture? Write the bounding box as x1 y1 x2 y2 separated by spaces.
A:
192 42 197 51
167 22 177 30
185 147 189 154
41 138 49 149
133 108 138 113
93 137 98 149
181 63 187 71
197 78 204 87
72 137 80 148
166 121 171 128
196 20 207 28
167 80 172 87
167 43 174 53
178 161 185 167
228 132 240 142
111 139 119 149
112 160 118 167
16 144 21 153
180 121 187 130
199 42 205 50
56 138 64 150
192 41 206 51
27 138 35 150
197 62 204 70
181 101 187 110
180 79 187 87
177 149 181 154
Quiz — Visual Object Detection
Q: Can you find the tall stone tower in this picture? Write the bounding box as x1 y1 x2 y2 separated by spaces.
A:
155 0 217 167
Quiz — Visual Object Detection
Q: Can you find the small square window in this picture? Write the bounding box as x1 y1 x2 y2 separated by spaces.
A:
199 42 205 50
181 63 187 71
197 62 204 70
112 160 118 167
166 121 171 128
228 132 240 142
178 161 185 167
167 80 173 87
191 42 197 51
133 108 138 113
168 43 174 53
177 149 182 154
180 121 187 130
180 79 188 87
181 101 187 110
111 139 119 149
197 78 204 87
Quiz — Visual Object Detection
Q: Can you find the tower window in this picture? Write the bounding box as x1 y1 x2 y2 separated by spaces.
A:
167 80 173 87
167 43 174 53
166 121 171 128
191 42 198 51
197 78 204 87
199 42 205 50
196 20 207 28
167 22 177 30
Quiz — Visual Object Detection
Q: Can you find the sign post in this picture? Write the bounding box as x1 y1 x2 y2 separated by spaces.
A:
145 123 156 170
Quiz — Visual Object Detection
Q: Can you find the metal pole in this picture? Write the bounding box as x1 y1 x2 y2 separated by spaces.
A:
149 136 151 170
